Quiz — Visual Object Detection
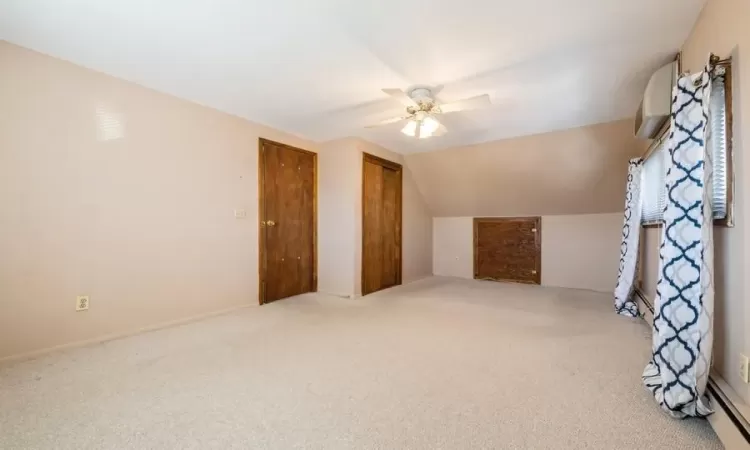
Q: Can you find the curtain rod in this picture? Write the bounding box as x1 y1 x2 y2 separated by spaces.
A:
682 53 731 85
679 53 731 76
710 53 732 67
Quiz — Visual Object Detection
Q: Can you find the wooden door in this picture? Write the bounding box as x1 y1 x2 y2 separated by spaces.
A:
362 153 402 295
259 138 316 304
474 217 541 284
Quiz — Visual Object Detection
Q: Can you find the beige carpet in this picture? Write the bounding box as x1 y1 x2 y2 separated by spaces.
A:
0 277 721 449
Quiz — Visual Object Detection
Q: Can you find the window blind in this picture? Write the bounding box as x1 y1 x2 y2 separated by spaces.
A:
641 139 667 223
710 74 728 219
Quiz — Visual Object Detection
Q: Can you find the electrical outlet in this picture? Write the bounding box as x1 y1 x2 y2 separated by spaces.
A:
76 295 89 311
234 209 247 219
740 354 749 383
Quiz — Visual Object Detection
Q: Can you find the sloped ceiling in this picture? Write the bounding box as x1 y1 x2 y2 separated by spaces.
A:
0 0 705 153
405 119 643 216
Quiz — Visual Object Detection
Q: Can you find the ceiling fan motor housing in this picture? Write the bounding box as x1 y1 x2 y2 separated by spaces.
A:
368 84 490 135
407 86 436 113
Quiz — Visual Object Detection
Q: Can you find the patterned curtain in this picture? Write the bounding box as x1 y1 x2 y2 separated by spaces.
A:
642 67 715 418
614 158 643 317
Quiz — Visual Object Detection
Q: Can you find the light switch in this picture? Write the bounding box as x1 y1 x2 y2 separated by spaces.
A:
234 209 247 219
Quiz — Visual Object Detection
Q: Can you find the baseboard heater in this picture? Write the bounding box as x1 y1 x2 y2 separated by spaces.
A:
634 288 750 447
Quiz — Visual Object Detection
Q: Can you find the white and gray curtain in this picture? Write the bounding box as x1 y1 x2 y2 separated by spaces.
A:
614 158 643 317
642 67 715 418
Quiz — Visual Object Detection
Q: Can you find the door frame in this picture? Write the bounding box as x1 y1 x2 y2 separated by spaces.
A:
258 138 318 305
473 217 542 285
361 152 403 295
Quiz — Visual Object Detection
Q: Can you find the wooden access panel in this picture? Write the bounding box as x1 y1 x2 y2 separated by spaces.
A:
474 217 541 284
259 138 317 304
362 153 402 295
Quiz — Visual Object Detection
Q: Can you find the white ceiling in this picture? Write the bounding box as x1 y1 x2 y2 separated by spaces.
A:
0 0 706 153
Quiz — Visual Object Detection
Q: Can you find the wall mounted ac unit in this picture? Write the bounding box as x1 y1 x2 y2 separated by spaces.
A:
634 61 676 139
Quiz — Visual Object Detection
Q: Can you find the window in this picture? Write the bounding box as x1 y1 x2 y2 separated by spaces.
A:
641 136 667 223
641 62 733 226
710 69 731 221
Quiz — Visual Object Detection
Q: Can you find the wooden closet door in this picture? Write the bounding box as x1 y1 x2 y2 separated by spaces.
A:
362 153 402 296
381 167 400 288
362 159 384 295
259 139 317 304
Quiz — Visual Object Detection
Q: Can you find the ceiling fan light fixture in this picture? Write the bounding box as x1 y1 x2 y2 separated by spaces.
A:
401 120 418 137
401 116 440 139
420 116 439 139
368 86 491 139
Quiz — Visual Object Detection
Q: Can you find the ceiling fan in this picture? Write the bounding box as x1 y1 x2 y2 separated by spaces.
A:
365 86 492 139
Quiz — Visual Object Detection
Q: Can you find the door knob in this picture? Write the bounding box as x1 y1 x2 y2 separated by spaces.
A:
267 220 276 227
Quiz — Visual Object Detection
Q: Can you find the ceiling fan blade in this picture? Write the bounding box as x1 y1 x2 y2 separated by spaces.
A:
365 115 409 128
382 88 417 107
438 94 492 114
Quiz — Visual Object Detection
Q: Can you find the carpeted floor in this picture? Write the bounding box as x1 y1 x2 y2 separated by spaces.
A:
0 277 721 449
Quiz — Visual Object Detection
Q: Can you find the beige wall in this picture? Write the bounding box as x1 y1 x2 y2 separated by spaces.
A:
405 119 642 217
317 139 360 297
0 42 321 359
541 213 623 292
401 164 434 284
0 43 434 359
639 0 750 404
413 117 640 295
433 218 475 279
432 213 623 293
318 138 433 298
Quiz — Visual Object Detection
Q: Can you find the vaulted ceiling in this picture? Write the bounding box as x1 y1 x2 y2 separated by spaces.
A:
0 0 705 153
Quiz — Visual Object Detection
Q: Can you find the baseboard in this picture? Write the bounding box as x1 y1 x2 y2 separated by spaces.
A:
635 287 750 448
634 287 654 317
317 290 359 299
318 275 435 300
0 303 253 365
403 274 434 284
707 376 750 449
4 277 436 363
